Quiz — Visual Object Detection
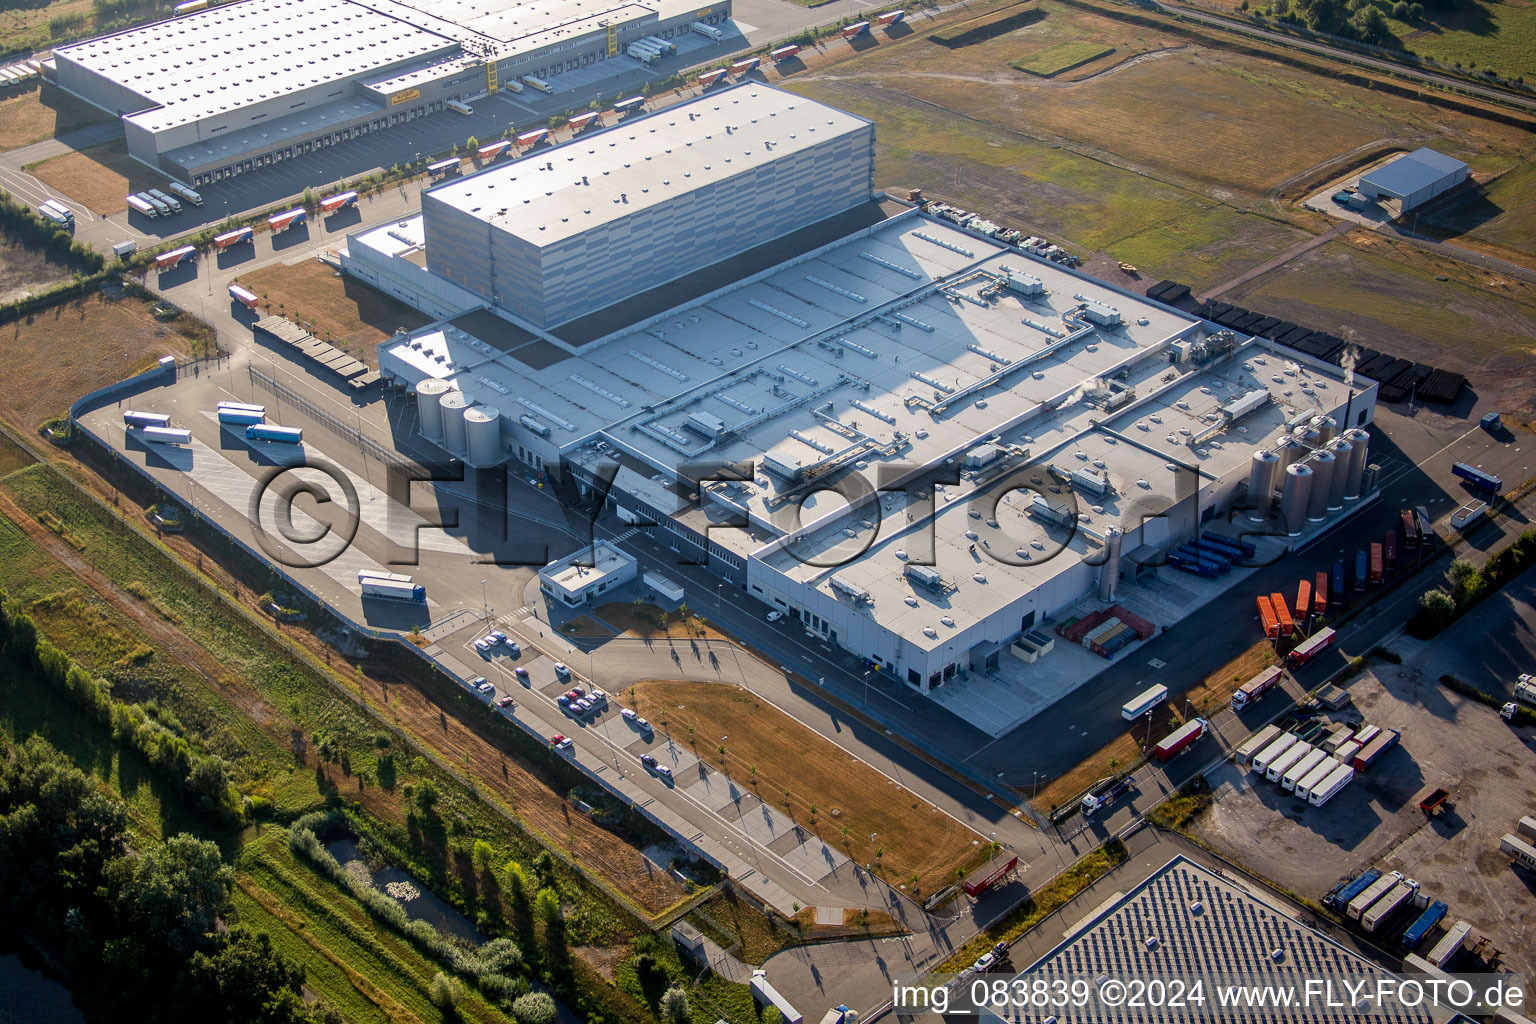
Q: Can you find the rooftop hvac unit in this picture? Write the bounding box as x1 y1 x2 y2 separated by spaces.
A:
1030 494 1074 527
1222 389 1271 423
685 412 726 438
905 563 944 591
830 573 869 604
1071 469 1113 498
963 443 1005 470
1075 296 1122 327
519 414 551 439
761 450 803 481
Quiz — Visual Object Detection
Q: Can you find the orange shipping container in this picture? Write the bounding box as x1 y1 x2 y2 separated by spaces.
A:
1314 571 1328 616
1296 580 1311 622
1271 592 1294 636
1257 595 1279 639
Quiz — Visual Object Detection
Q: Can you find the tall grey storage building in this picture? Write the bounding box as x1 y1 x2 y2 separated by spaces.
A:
1357 147 1469 212
420 86 875 332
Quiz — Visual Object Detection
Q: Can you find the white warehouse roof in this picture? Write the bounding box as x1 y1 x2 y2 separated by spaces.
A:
424 87 872 246
58 0 459 133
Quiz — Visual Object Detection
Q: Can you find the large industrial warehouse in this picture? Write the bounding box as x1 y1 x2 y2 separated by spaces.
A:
51 0 728 184
355 85 1378 696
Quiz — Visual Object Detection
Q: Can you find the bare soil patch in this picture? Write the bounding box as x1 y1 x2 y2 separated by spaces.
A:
26 139 150 216
237 261 430 362
0 236 75 304
0 85 110 150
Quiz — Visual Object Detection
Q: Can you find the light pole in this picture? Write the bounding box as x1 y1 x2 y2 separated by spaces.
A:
1146 708 1155 749
480 579 488 624
870 832 878 871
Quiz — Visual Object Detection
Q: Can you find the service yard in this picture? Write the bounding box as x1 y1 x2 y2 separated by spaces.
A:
1194 600 1536 978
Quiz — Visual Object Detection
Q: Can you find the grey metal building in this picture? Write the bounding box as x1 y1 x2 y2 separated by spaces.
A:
1357 147 1470 212
51 0 729 186
420 86 875 329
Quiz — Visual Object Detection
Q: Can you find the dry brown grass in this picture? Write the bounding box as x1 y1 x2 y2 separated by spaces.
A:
0 293 205 430
629 679 986 896
595 601 733 643
0 85 111 150
236 261 430 361
25 139 152 216
1182 640 1277 715
0 237 75 304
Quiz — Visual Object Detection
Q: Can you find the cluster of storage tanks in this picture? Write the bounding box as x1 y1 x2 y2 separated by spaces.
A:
1246 416 1371 536
414 379 502 465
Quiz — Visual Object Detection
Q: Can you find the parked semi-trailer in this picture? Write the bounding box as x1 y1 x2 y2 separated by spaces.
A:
1270 592 1294 636
123 410 172 429
319 190 358 213
1361 880 1417 933
843 20 870 36
138 426 193 446
1325 868 1380 911
168 181 202 206
1401 900 1447 949
360 578 426 603
729 57 760 75
1369 543 1384 584
1295 579 1312 622
1452 461 1501 494
1080 775 1135 816
1515 675 1536 709
770 44 800 61
1153 718 1208 760
877 8 906 24
357 569 415 585
1426 920 1471 968
1121 683 1167 720
691 21 723 39
216 405 264 425
477 141 512 163
1314 570 1328 616
698 68 727 87
1450 500 1486 530
568 111 601 132
1309 761 1355 806
522 75 554 93
1347 870 1403 921
1266 740 1313 783
1295 756 1341 801
126 194 158 218
428 158 461 179
1232 666 1282 712
1234 724 1281 770
228 284 259 309
614 96 645 115
1256 595 1279 639
268 208 306 231
214 226 253 249
138 192 171 216
245 424 302 444
39 199 74 227
1286 627 1336 668
154 245 196 270
516 128 548 148
1282 747 1329 791
1250 732 1297 776
1352 728 1400 772
146 188 182 214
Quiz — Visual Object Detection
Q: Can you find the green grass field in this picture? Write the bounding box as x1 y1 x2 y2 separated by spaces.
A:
1378 3 1536 80
1423 158 1536 263
1011 39 1113 75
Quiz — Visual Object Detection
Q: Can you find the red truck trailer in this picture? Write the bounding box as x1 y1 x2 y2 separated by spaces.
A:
963 855 1018 897
1353 729 1400 771
1296 580 1312 623
1154 718 1210 760
1369 543 1384 585
1314 571 1328 617
1286 627 1336 668
1271 592 1294 637
1232 667 1282 712
1401 509 1420 549
1383 530 1397 570
1257 595 1279 639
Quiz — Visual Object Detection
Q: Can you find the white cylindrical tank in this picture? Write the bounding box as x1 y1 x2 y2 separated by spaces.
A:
464 406 500 465
1281 463 1312 537
1342 428 1370 500
1307 450 1335 522
440 391 472 452
1247 449 1281 521
1326 438 1351 510
1098 526 1123 602
416 378 450 441
1313 415 1338 447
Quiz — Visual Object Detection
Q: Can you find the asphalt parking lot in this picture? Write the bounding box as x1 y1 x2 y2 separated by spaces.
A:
1194 573 1536 979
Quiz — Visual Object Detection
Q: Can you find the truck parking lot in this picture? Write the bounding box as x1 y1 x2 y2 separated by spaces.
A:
1194 573 1536 978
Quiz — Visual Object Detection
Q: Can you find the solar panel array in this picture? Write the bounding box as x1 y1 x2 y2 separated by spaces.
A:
1015 856 1434 1023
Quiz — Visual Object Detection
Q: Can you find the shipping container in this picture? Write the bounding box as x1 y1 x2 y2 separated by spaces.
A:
1450 499 1486 529
112 240 137 258
770 44 800 61
1518 815 1536 843
126 194 158 218
360 578 425 603
1314 571 1328 616
1309 762 1354 806
1285 626 1336 668
1333 741 1361 766
123 410 171 429
1295 580 1312 623
1326 868 1380 911
1352 729 1400 771
245 424 303 444
1370 542 1384 584
1295 756 1340 801
1250 733 1297 777
168 181 202 205
1347 870 1402 921
213 226 252 248
1271 593 1294 636
138 426 193 446
268 207 306 231
1266 740 1313 783
1425 920 1471 967
1121 683 1167 720
1153 718 1208 760
1282 747 1329 791
217 406 263 425
1361 881 1417 933
1401 900 1447 949
1232 666 1283 711
1234 724 1281 770
228 284 259 308
1256 595 1279 639
1452 461 1501 494
319 190 358 213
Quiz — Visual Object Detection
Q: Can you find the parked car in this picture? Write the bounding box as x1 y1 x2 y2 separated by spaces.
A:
621 708 639 723
553 662 570 678
654 764 672 780
640 753 658 769
504 640 520 655
473 678 493 696
766 610 784 622
589 688 607 706
551 734 572 750
514 666 530 681
574 698 591 715
488 630 507 644
497 695 515 708
473 636 494 652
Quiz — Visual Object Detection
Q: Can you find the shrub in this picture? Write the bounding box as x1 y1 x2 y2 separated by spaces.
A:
512 992 558 1024
429 972 465 1010
660 986 690 1024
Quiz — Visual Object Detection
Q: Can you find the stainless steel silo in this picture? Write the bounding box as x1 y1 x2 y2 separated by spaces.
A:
439 391 473 452
1293 423 1321 452
1313 415 1338 447
1341 428 1370 500
1247 449 1281 522
1097 527 1123 601
1280 463 1313 537
464 406 501 465
1307 450 1335 522
1327 438 1353 510
415 378 450 441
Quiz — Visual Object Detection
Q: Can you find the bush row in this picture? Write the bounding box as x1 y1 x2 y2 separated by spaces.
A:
1408 527 1536 638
